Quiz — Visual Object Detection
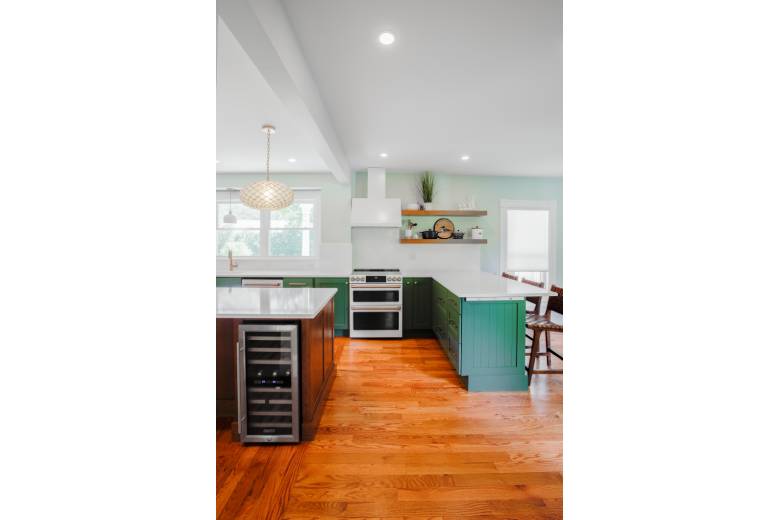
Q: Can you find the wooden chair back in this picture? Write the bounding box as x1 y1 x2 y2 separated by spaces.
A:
546 285 563 317
521 278 544 314
501 272 518 281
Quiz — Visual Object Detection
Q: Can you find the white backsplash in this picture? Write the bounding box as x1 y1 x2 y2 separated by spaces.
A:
351 228 481 272
217 242 352 273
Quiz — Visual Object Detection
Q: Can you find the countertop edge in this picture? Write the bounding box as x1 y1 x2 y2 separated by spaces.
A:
215 287 337 319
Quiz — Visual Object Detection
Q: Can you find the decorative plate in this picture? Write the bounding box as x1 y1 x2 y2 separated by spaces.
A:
433 218 454 239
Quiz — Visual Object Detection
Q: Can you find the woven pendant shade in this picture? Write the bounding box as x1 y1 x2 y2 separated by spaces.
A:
240 180 294 210
239 123 294 211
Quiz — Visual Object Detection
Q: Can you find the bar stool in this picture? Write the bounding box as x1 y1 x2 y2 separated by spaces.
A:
501 273 550 367
526 285 563 383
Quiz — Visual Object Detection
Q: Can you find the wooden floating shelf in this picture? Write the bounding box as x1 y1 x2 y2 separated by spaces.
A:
401 209 488 216
399 239 487 245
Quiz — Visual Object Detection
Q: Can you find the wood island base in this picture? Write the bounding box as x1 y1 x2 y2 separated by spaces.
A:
216 299 336 442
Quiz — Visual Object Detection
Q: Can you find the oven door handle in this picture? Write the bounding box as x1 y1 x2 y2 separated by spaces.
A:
351 306 402 312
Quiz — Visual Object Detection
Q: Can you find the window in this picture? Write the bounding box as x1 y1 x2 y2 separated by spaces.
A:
500 200 556 285
216 189 320 258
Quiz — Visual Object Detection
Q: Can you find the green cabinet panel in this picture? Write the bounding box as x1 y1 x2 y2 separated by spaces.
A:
314 277 349 331
413 278 432 329
216 277 242 287
460 299 527 391
403 279 416 331
403 277 432 331
283 277 314 288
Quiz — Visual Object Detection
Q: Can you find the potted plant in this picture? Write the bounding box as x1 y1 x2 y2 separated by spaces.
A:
419 171 435 210
404 219 417 238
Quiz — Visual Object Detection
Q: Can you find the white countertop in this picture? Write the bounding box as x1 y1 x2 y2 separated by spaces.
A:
216 287 337 319
215 269 350 278
404 270 555 299
215 268 554 300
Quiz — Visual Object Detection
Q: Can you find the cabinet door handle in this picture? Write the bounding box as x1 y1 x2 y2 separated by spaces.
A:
287 282 307 286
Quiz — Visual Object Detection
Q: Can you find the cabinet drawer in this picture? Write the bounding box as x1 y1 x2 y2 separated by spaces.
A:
447 320 459 345
447 325 460 370
283 277 314 288
446 296 461 317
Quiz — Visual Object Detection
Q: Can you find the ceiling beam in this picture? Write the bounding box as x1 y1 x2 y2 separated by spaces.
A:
217 0 351 183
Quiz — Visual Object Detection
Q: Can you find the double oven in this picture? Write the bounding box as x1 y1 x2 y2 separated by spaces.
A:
349 269 403 338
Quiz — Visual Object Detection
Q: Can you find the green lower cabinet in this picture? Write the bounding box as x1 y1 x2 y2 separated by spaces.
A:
283 277 314 288
216 277 242 287
314 277 349 333
459 299 527 391
403 277 432 332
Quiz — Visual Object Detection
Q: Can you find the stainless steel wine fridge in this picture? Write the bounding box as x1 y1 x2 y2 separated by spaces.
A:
237 324 300 443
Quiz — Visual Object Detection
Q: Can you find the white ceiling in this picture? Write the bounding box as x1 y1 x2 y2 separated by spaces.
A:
217 0 561 178
216 18 328 174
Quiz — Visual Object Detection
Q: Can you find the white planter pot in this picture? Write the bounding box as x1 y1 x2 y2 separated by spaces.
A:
423 202 434 210
404 229 413 238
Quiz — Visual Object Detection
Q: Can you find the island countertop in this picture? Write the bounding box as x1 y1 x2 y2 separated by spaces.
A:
216 287 337 319
403 270 555 299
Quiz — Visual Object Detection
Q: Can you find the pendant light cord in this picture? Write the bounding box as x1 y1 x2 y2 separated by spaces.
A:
266 129 271 181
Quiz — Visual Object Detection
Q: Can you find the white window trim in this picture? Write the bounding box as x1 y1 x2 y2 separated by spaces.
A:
499 199 557 285
216 188 322 260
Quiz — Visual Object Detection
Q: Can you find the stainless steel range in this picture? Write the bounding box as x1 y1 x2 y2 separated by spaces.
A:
349 268 403 338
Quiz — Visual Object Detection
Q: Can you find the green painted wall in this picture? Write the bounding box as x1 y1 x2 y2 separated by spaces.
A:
354 172 563 284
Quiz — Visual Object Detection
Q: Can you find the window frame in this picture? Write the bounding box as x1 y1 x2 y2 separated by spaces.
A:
216 188 321 260
499 199 557 285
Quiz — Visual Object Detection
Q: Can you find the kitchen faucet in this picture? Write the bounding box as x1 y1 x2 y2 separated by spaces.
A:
228 249 238 271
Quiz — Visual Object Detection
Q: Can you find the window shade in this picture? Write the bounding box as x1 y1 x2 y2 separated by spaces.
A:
506 209 549 272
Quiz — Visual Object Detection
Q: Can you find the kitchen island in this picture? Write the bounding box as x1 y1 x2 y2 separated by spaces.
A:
403 271 555 391
216 287 337 441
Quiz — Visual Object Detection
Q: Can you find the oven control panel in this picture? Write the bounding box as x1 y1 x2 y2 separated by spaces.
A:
349 274 403 284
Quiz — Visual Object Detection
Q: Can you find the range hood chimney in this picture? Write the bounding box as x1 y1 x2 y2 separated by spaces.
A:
350 167 401 227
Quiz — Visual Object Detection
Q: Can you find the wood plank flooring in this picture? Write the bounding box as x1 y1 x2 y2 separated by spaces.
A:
217 335 563 519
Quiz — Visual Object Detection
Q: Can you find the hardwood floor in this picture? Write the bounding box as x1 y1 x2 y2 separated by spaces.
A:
217 334 563 519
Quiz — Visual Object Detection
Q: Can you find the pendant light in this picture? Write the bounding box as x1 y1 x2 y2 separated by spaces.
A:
240 124 294 210
223 188 237 224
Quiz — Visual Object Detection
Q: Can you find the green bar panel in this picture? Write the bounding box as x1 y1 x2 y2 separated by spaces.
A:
314 277 349 330
460 299 527 391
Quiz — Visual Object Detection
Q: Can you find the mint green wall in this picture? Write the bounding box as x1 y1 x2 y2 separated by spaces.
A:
218 171 562 283
354 172 563 284
216 173 351 243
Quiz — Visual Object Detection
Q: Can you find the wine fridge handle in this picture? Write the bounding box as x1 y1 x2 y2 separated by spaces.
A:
236 340 243 436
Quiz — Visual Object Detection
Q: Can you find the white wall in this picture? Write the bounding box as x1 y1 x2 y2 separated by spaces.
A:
351 228 482 272
216 172 351 272
354 171 564 283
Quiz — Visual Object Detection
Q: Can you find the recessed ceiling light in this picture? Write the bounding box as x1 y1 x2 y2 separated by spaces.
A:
288 158 297 163
378 32 395 45
461 155 470 161
379 152 388 158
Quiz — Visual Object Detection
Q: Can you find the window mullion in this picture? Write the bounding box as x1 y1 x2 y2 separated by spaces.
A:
260 209 269 256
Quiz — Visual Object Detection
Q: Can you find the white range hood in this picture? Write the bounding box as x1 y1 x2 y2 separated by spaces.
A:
350 167 401 227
